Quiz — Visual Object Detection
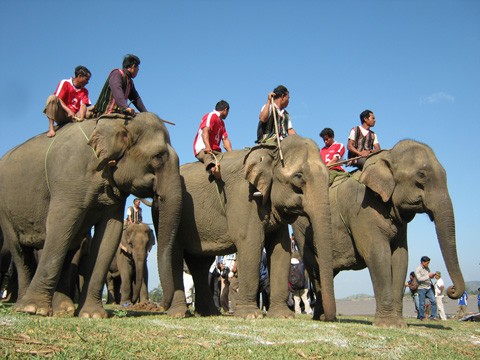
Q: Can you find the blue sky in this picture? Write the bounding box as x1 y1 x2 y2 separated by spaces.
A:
1 1 479 299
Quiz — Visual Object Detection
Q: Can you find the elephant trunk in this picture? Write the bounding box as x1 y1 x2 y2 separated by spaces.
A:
131 253 146 303
305 182 336 321
430 192 465 299
153 148 182 309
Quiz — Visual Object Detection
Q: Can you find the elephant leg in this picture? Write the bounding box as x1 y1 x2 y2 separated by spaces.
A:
391 232 408 327
15 208 83 316
106 272 116 304
119 259 133 304
186 254 219 316
77 212 124 318
234 233 264 319
2 224 35 303
363 236 396 327
157 231 186 317
265 227 294 319
51 249 76 315
139 262 149 303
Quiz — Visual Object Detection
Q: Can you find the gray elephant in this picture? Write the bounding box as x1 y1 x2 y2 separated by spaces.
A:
0 113 181 318
107 223 155 305
161 135 336 320
293 139 465 328
0 233 18 303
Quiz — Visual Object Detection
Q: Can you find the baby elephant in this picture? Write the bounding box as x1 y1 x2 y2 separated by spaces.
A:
107 223 155 305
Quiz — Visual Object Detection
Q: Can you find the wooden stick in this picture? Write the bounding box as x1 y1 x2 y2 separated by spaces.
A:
271 98 284 166
160 119 176 126
327 155 365 168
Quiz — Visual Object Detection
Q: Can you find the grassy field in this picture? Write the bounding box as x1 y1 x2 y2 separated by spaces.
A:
0 303 479 359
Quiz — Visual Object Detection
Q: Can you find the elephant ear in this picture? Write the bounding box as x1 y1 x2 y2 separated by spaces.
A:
88 119 132 169
147 228 155 253
359 151 395 203
243 143 277 205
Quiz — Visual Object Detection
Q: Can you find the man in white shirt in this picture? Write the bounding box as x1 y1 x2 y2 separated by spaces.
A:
434 271 447 320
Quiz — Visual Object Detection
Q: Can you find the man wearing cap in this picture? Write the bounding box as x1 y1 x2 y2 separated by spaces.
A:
434 271 447 320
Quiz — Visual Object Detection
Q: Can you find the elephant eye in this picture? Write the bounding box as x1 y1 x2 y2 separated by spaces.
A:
415 170 427 188
291 172 305 193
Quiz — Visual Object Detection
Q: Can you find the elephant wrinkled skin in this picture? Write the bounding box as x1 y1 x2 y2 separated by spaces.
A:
161 135 336 320
293 140 465 328
0 113 181 318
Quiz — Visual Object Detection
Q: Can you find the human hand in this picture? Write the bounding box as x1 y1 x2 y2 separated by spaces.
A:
124 107 135 115
267 92 275 102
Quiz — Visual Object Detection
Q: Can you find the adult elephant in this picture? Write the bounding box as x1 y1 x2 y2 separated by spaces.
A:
162 135 336 320
0 113 181 318
293 139 465 328
106 223 155 305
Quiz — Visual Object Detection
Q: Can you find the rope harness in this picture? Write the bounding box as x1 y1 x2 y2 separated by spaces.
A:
210 152 227 215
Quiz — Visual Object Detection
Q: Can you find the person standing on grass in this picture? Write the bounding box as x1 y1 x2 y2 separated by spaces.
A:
434 271 447 320
406 271 420 319
456 291 468 319
415 256 438 321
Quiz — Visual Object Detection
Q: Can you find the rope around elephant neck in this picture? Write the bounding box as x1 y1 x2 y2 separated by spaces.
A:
44 122 98 195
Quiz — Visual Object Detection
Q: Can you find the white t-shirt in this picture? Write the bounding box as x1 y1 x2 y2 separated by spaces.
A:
435 278 444 296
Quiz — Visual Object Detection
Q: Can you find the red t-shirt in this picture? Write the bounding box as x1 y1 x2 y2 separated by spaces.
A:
320 141 345 172
54 78 91 114
193 111 228 156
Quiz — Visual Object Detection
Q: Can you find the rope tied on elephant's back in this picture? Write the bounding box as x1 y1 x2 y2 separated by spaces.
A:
209 152 227 215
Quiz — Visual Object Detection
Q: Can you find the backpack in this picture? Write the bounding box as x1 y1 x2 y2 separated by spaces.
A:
289 259 305 290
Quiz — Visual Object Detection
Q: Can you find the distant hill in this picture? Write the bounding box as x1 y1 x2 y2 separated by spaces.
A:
340 293 374 300
466 281 480 293
337 281 479 301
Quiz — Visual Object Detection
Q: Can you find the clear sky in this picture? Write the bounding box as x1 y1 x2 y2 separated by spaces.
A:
1 1 479 299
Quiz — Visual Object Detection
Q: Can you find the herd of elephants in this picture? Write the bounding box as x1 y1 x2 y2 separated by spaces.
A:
0 112 465 328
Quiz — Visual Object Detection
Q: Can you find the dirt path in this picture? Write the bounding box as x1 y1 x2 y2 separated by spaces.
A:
336 297 478 318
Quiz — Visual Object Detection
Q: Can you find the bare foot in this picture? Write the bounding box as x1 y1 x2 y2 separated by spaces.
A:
47 130 56 137
211 165 221 180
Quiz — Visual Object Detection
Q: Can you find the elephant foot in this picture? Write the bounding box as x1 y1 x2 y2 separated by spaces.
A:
195 305 221 317
167 305 192 318
52 292 75 316
76 301 108 319
234 305 264 319
15 297 52 317
373 315 407 328
266 306 294 319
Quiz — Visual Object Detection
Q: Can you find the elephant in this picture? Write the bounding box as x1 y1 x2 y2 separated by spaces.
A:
161 135 336 320
0 112 182 318
292 139 465 328
106 223 155 305
0 233 19 303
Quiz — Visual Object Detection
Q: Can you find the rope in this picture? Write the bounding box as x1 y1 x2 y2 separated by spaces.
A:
209 152 227 215
271 98 285 167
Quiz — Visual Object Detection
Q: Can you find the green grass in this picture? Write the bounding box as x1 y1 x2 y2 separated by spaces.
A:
0 303 479 359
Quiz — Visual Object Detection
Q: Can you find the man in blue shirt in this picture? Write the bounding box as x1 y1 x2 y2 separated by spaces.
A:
456 291 469 319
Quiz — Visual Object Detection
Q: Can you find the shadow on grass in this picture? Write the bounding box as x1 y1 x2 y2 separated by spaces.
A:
407 321 453 330
336 317 373 326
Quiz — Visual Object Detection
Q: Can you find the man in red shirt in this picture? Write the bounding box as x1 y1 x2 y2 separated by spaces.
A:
193 100 232 179
43 65 91 137
319 127 346 185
